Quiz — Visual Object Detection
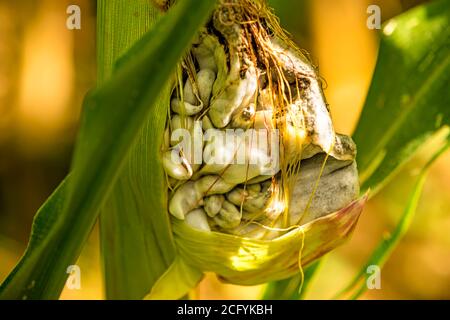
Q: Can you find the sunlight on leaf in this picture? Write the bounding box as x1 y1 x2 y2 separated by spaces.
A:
354 0 450 194
0 0 217 299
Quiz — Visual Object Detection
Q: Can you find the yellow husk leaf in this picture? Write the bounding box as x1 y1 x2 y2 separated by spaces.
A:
146 196 366 299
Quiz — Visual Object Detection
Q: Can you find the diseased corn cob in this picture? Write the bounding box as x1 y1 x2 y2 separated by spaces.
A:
152 0 365 294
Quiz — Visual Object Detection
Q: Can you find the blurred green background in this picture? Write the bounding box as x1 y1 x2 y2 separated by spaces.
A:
0 0 448 299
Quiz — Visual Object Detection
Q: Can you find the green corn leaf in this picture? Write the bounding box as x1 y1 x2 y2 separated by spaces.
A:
0 0 217 299
97 1 161 83
0 178 69 300
336 133 450 299
332 0 450 300
96 0 170 300
354 0 450 194
261 259 322 300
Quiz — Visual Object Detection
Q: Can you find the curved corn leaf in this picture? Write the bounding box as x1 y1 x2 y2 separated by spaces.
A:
261 259 322 300
145 257 204 300
0 178 69 300
0 0 217 299
336 133 450 299
354 0 450 194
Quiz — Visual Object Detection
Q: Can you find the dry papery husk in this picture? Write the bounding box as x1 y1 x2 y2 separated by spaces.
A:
149 0 365 299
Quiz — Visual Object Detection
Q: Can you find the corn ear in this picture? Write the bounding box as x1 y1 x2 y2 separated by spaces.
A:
149 0 364 298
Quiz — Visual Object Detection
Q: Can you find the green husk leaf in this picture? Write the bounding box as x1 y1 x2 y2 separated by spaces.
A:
354 0 450 194
175 197 365 286
145 197 364 299
0 0 217 299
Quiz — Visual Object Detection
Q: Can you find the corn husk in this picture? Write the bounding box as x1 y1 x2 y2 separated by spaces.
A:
147 196 365 299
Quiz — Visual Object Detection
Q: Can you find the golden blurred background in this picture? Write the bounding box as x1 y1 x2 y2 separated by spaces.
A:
0 0 449 299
